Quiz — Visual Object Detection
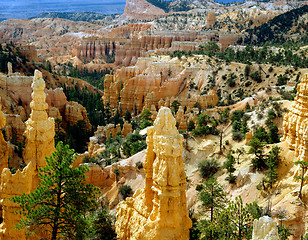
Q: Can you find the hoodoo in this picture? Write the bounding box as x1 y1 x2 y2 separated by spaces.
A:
116 107 192 240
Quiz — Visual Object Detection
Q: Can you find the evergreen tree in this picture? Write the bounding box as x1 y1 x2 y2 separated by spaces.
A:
253 126 269 143
198 178 227 240
11 142 100 239
67 120 90 153
140 108 153 129
171 100 181 115
227 196 259 239
269 124 280 143
88 203 116 240
224 151 236 183
122 132 146 157
264 146 280 189
236 147 245 164
244 65 251 79
124 109 132 122
187 120 195 132
248 138 266 170
294 160 308 205
198 178 227 222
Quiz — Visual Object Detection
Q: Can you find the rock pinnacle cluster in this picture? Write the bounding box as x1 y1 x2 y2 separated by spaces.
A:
116 107 192 240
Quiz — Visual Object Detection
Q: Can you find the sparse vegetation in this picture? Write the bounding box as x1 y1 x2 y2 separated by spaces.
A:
198 159 219 179
119 185 133 200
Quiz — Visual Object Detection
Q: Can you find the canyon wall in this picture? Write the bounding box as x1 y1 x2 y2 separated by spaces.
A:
0 70 55 240
124 0 166 20
103 56 218 116
282 73 308 157
0 70 91 134
115 107 192 239
0 103 8 178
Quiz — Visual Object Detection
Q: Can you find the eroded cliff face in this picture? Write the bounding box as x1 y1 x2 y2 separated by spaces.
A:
282 73 308 157
0 162 36 240
103 55 219 115
0 103 8 179
0 70 91 136
74 30 210 66
0 70 55 240
124 0 166 20
115 107 192 240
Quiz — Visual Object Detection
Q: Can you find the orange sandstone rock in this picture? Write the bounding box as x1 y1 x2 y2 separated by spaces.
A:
122 121 133 138
207 11 217 28
23 70 55 169
64 101 91 130
0 162 36 240
4 114 26 142
115 107 192 240
0 70 56 240
0 103 8 177
282 73 308 157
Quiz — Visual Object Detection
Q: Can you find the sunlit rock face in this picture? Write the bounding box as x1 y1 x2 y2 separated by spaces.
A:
115 107 192 240
23 70 55 169
0 162 36 240
103 57 219 115
282 73 308 157
0 70 54 240
0 102 8 178
251 216 279 240
124 0 166 20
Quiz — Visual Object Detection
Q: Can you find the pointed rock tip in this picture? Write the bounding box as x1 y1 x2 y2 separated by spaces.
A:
154 107 178 135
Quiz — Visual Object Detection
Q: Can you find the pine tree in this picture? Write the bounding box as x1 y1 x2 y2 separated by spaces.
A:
227 196 259 239
11 142 100 239
224 151 236 183
248 138 266 170
198 178 227 240
187 120 195 131
89 203 117 240
294 160 308 205
171 100 181 115
140 108 153 129
124 109 132 122
236 147 245 164
264 146 280 189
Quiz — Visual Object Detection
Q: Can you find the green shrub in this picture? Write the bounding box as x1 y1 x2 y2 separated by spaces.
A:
122 133 146 157
245 81 252 87
119 185 133 200
195 184 204 192
225 174 237 184
232 131 244 141
276 75 289 86
251 71 262 83
135 161 143 169
188 120 195 131
198 159 219 179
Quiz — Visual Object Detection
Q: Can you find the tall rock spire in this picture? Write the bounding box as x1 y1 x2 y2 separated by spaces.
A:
0 100 8 175
282 73 308 157
116 107 192 240
0 70 54 240
23 70 55 169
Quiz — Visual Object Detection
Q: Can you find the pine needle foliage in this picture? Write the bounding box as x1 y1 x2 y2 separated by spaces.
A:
11 141 100 240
